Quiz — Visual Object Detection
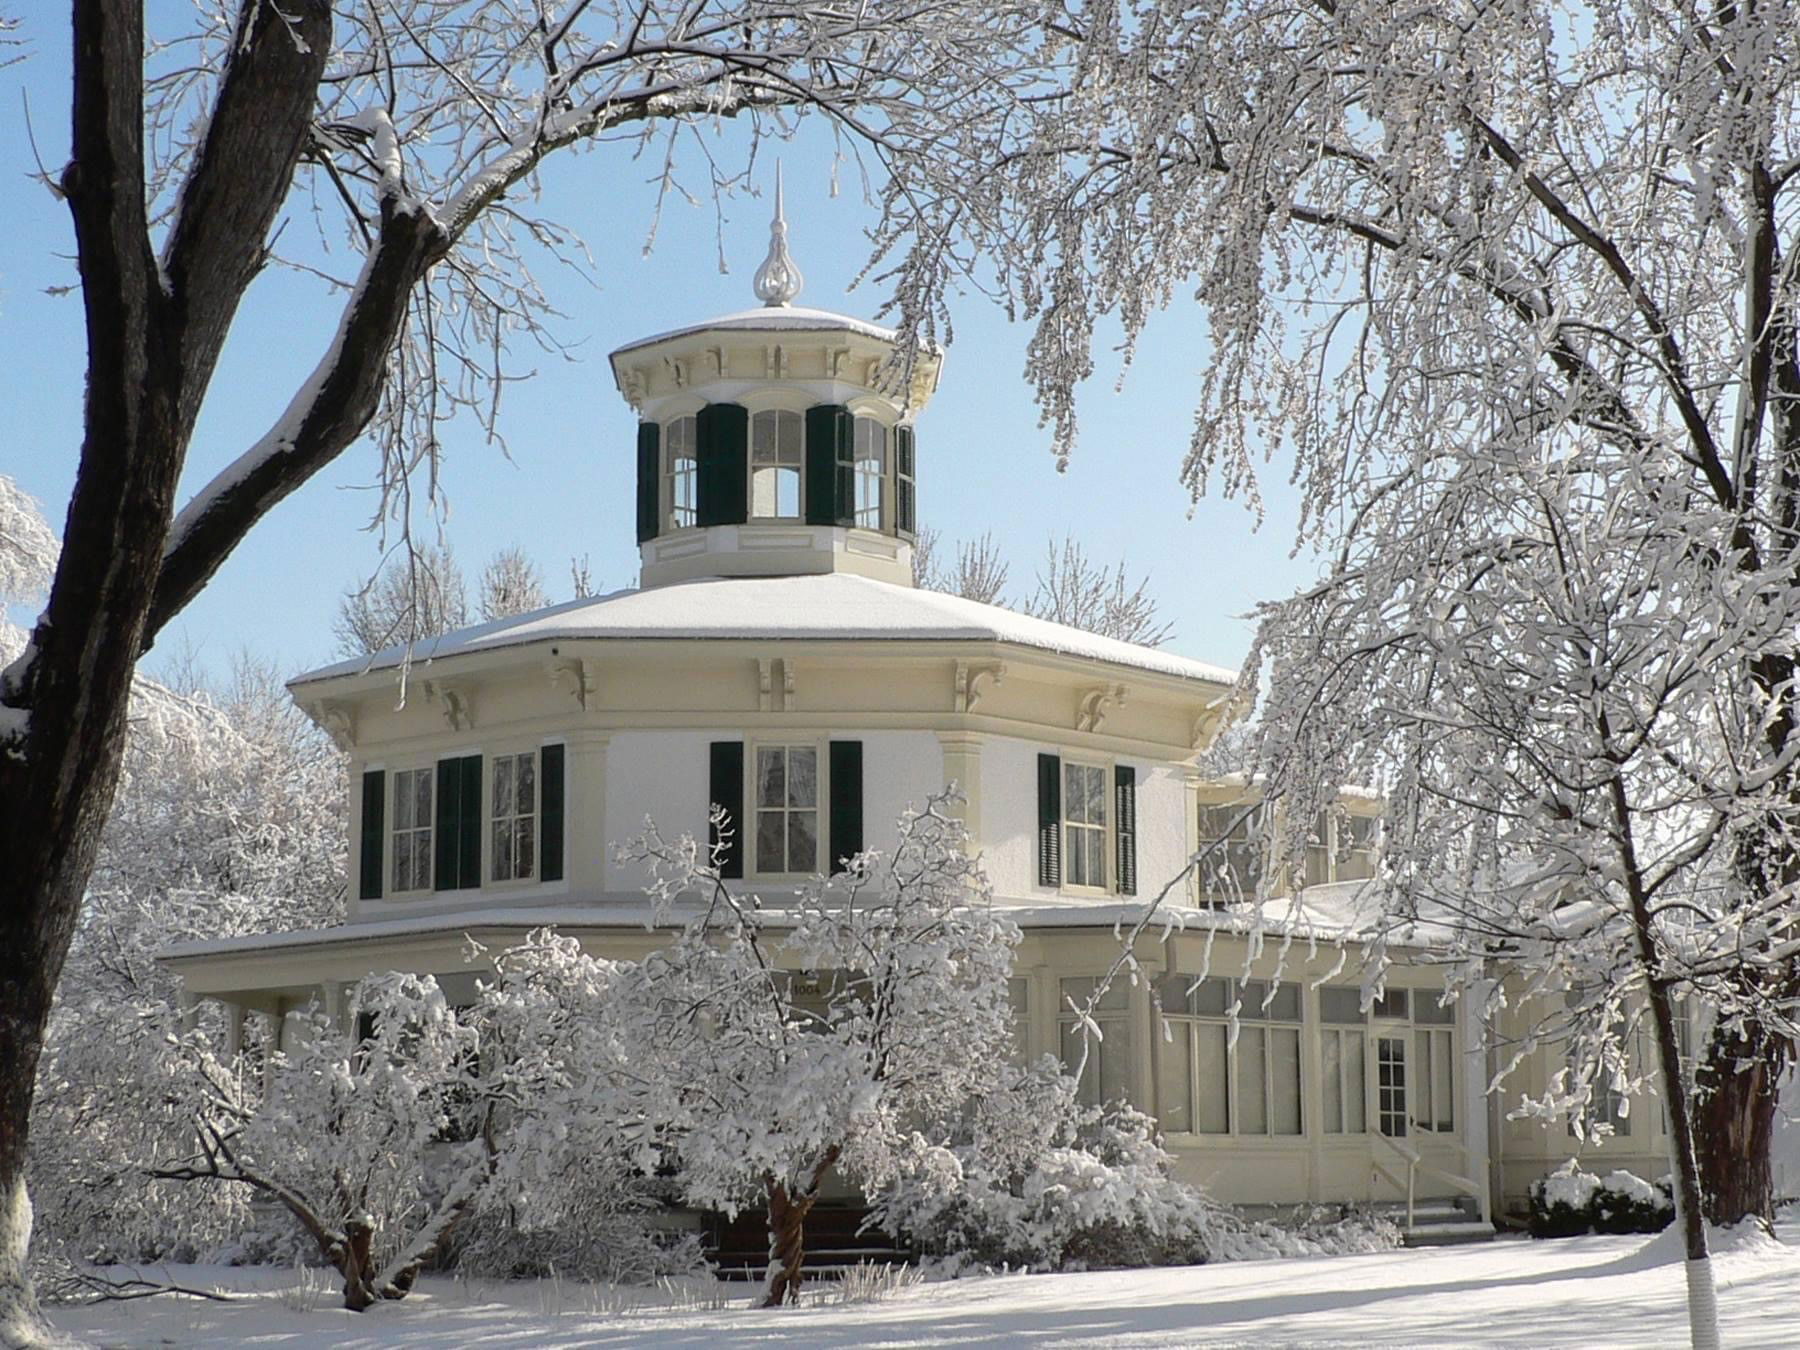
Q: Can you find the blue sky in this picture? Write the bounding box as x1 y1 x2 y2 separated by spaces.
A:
0 11 1321 686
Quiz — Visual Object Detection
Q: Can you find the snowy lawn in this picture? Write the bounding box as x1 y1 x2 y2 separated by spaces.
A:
48 1220 1800 1348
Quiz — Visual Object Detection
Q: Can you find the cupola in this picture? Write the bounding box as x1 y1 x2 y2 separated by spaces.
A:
608 171 942 590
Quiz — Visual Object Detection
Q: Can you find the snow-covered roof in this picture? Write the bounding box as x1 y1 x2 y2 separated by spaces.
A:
610 305 897 360
291 573 1238 687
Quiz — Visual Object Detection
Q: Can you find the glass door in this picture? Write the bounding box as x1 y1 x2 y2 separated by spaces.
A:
1376 1035 1408 1137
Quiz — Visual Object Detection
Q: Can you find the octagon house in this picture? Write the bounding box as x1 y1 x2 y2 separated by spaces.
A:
167 202 1677 1237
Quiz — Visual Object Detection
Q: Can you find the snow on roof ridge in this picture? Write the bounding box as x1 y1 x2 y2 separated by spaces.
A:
289 572 1238 687
610 304 896 358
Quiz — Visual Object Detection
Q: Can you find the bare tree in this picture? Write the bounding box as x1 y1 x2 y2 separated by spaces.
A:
567 554 599 601
333 543 468 656
913 526 1011 605
1023 536 1172 647
477 545 549 622
0 1 1046 1335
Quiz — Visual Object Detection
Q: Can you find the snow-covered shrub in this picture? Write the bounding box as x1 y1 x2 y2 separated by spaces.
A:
873 1057 1220 1272
616 796 1021 1305
1528 1162 1673 1238
447 1187 707 1287
158 974 498 1310
1214 1204 1404 1261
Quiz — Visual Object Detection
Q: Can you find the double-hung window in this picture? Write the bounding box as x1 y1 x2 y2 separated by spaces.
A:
1319 986 1368 1134
853 417 886 528
1413 997 1456 1134
491 751 538 882
1156 977 1302 1136
664 415 697 529
391 768 434 893
754 744 818 875
1059 976 1133 1106
1062 761 1108 889
750 409 803 518
1196 803 1265 901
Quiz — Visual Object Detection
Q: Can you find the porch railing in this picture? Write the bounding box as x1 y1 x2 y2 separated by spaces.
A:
1370 1130 1485 1230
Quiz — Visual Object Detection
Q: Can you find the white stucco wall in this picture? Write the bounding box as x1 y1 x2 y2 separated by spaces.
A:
977 735 1192 902
602 728 945 893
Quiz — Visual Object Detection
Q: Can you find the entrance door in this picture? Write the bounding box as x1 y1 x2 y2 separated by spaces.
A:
1376 1035 1408 1137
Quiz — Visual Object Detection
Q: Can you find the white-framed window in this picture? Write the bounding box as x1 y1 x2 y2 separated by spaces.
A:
1319 985 1368 1134
1196 802 1265 901
1156 977 1302 1136
1372 987 1456 1136
1059 976 1133 1107
391 767 433 893
853 416 887 529
750 409 803 518
491 751 538 882
753 742 819 875
1062 760 1108 890
1307 808 1381 886
664 414 697 529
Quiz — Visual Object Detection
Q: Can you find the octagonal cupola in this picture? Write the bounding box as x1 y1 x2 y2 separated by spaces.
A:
608 174 942 590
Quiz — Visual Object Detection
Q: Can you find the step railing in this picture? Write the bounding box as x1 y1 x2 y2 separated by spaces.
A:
1371 1130 1486 1230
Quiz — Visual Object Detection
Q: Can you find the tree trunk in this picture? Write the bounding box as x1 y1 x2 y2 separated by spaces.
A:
760 1181 816 1309
339 1216 378 1312
1694 1019 1790 1227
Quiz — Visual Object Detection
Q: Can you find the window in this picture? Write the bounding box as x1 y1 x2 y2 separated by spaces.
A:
1059 976 1133 1107
391 768 433 893
1007 977 1031 1064
1156 977 1302 1136
1062 761 1108 889
664 414 697 529
853 417 887 528
750 409 803 518
755 744 818 874
491 751 537 882
1374 987 1454 1136
1307 808 1380 886
1320 986 1368 1134
1196 803 1264 901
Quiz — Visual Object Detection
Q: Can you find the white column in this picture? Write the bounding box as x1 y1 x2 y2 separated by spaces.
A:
565 729 612 894
936 732 984 848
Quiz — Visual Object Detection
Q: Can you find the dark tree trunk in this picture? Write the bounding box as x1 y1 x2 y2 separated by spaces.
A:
760 1180 816 1309
1694 1021 1791 1227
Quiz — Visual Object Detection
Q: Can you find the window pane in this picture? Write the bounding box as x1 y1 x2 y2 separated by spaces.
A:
756 811 785 873
1195 1023 1230 1133
1323 1030 1344 1133
1373 988 1410 1019
1345 1031 1367 1132
1415 996 1456 1025
1320 987 1367 1024
516 818 535 879
777 410 802 461
493 757 514 818
493 820 513 881
1156 975 1193 1016
757 748 785 809
1191 978 1230 1017
1271 1027 1302 1134
1238 980 1267 1016
788 809 817 873
752 411 778 461
787 748 817 808
393 833 412 893
415 770 432 826
777 466 800 516
1237 1025 1268 1134
1060 1021 1099 1107
1063 975 1128 1013
1098 1024 1132 1105
518 756 536 814
1267 982 1302 1022
1157 1021 1193 1133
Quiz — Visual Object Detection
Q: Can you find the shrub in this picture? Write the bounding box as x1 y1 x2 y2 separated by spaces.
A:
1528 1161 1673 1238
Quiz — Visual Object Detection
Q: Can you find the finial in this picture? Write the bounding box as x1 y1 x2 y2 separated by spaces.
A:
752 162 804 307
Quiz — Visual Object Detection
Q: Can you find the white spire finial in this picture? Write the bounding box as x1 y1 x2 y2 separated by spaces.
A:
752 163 804 307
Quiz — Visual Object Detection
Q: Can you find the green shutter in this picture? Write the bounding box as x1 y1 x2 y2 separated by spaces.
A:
434 758 460 891
829 740 864 872
434 754 483 891
459 754 483 888
1115 765 1137 896
635 422 661 543
540 743 565 883
360 769 385 900
805 405 853 527
709 740 745 879
895 426 916 534
696 402 748 527
1037 752 1061 888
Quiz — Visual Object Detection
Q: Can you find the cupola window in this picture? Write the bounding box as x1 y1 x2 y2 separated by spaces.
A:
664 415 697 530
750 409 804 518
853 417 887 529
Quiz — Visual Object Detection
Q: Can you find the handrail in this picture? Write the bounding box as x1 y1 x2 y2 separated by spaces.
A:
1370 1130 1484 1229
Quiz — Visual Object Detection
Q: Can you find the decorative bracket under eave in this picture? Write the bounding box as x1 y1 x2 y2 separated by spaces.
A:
621 365 648 409
546 656 594 711
424 679 473 731
756 656 796 713
1076 683 1127 734
953 660 1006 714
310 699 356 751
764 343 790 380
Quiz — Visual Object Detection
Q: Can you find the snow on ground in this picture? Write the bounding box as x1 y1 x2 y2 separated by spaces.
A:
49 1219 1800 1348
